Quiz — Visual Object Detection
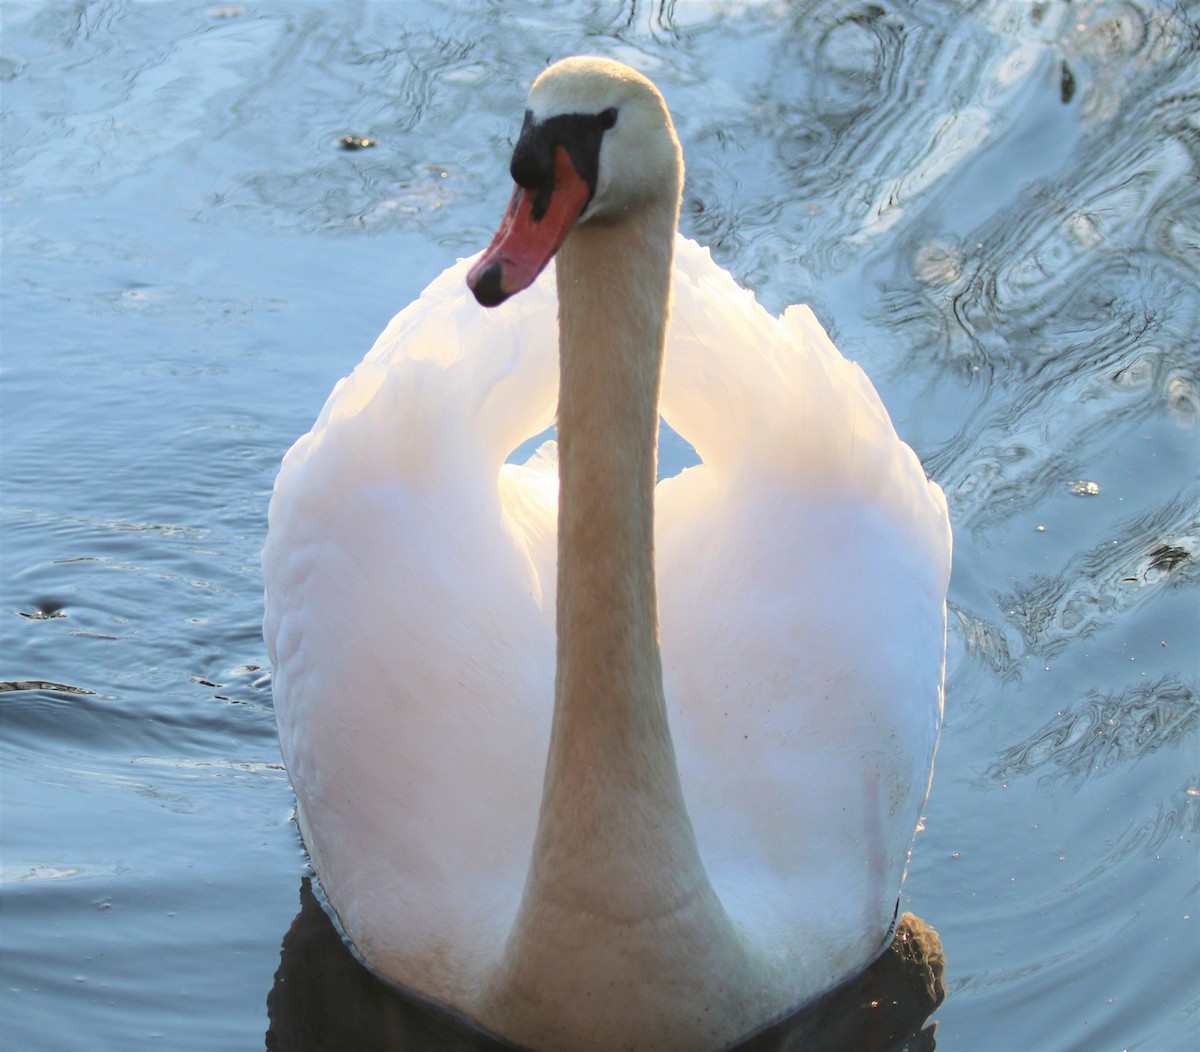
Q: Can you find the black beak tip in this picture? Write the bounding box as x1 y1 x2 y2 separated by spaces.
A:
469 262 510 308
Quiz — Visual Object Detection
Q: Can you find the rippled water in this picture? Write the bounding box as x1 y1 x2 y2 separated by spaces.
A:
3 1 1197 1049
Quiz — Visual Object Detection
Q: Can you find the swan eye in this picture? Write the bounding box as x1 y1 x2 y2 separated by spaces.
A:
597 108 618 131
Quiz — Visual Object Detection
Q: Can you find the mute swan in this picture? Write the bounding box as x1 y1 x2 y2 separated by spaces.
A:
263 56 951 1051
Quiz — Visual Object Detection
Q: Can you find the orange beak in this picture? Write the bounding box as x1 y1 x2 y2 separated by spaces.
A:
467 145 592 307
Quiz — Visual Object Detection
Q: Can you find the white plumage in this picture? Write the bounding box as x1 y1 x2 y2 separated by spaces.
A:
264 57 950 1051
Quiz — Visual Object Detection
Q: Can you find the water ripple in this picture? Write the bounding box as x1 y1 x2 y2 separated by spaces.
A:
986 674 1198 785
998 487 1198 656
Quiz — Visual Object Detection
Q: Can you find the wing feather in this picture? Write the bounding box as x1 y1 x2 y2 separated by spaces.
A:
263 257 560 999
657 238 951 970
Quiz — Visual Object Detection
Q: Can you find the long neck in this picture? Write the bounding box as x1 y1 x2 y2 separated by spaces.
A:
523 197 714 918
555 210 671 773
482 189 768 1051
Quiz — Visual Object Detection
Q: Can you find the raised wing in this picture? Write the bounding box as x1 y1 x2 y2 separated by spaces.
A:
656 238 951 972
262 257 560 1001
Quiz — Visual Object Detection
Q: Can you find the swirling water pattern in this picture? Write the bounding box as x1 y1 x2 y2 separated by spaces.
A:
2 1 1196 1049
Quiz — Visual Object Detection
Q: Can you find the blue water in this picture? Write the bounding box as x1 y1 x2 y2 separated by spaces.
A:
2 1 1197 1049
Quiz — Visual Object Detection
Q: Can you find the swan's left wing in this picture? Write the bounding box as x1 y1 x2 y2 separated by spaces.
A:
656 237 951 979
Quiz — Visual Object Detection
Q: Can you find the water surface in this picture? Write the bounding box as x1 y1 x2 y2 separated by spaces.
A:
2 1 1197 1049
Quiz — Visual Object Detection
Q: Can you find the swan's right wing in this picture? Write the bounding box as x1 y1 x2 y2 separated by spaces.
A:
262 256 560 1001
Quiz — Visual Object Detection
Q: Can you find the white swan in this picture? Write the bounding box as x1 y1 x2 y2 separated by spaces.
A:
263 57 951 1051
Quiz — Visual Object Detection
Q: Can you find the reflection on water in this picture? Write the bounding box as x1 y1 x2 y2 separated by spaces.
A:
267 879 944 1052
2 0 1197 1049
266 878 516 1052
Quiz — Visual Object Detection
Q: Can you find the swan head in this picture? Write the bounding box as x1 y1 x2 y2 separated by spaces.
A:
468 56 683 307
